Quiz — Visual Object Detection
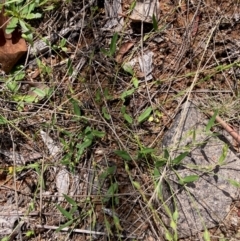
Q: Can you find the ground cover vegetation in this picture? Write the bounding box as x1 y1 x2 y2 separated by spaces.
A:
0 0 240 240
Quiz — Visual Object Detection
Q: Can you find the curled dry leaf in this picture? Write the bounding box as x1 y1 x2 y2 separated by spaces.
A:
0 6 27 73
115 41 134 63
40 130 62 158
0 149 42 164
129 1 159 23
56 168 70 202
0 207 23 235
103 0 123 31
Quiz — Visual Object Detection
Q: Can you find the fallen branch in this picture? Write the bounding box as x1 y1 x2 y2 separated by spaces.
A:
207 111 240 144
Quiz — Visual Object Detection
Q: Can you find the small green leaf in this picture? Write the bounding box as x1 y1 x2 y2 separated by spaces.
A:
172 209 179 222
1 237 10 241
56 204 73 220
69 98 81 116
84 126 92 135
114 150 132 161
69 205 78 215
155 160 167 168
104 217 113 235
100 48 109 56
103 182 118 203
105 165 117 175
139 147 155 155
132 181 140 190
206 110 218 132
0 115 8 124
171 152 189 165
23 95 37 103
122 63 134 75
44 5 55 11
22 32 33 44
227 178 240 188
13 94 36 103
113 215 123 230
203 229 211 241
92 130 105 138
99 165 117 180
56 219 74 232
27 2 35 14
129 0 136 11
109 32 118 56
179 175 199 185
25 12 42 19
13 71 25 81
26 230 34 237
123 113 133 124
170 219 177 231
152 14 158 31
19 19 30 33
165 230 173 241
218 143 228 165
137 107 152 123
102 106 111 120
153 167 160 180
164 149 170 160
7 81 19 92
6 17 18 34
120 105 126 114
120 88 135 101
63 194 77 206
77 138 92 150
32 87 48 98
132 77 139 88
67 59 73 75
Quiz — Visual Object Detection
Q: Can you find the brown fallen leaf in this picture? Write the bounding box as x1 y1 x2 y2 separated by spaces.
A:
115 41 134 63
0 6 27 73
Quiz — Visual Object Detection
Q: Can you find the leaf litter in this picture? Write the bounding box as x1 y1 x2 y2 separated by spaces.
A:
1 0 240 240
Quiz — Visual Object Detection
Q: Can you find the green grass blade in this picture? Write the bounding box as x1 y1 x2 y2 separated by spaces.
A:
63 194 78 206
138 107 152 123
152 14 158 31
206 110 218 132
171 152 189 166
56 204 73 220
114 150 132 161
109 32 118 56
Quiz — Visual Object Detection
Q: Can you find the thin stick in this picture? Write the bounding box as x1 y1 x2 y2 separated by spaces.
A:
207 111 240 144
35 224 143 239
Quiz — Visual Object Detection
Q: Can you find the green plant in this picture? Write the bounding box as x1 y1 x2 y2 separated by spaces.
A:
56 194 81 232
120 105 133 124
3 65 25 93
137 106 152 123
52 38 68 52
99 165 119 205
3 0 52 43
4 0 41 43
101 33 118 57
152 14 158 31
61 127 105 170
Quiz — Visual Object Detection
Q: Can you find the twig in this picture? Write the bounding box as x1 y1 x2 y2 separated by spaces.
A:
35 224 143 239
207 111 240 144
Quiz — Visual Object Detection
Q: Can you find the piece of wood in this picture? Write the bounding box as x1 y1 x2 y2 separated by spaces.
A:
207 111 240 144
